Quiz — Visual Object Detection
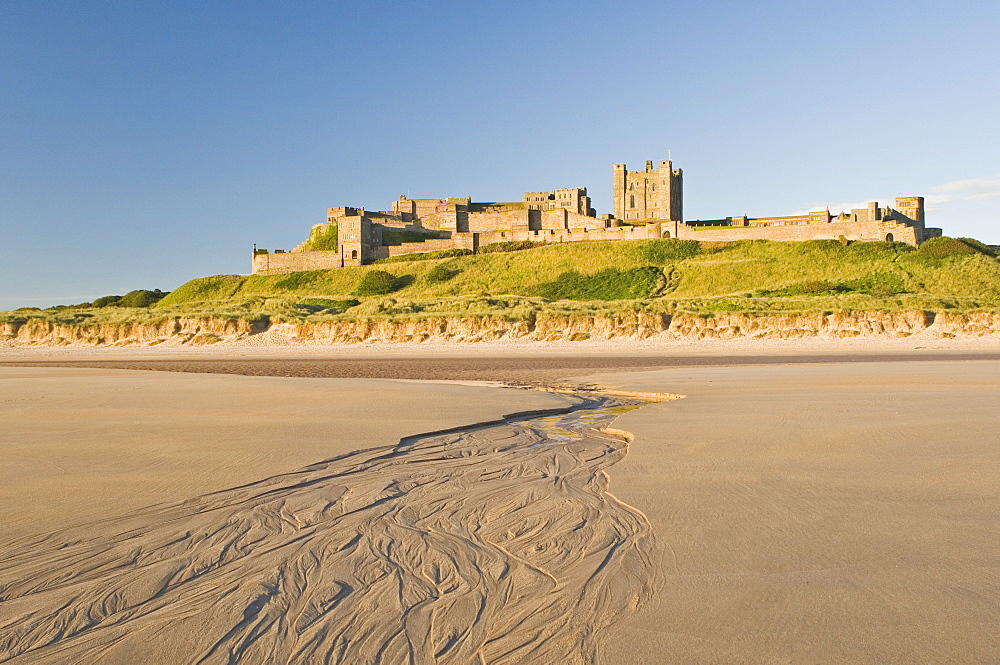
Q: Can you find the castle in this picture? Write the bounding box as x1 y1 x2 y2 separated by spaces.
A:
251 160 941 275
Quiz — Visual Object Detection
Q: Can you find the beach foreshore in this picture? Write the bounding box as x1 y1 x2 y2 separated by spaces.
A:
590 360 1000 664
1 346 997 664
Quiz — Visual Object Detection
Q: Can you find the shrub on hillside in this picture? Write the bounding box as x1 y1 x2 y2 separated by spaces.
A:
639 239 701 264
425 262 462 284
355 270 403 296
916 236 983 259
117 289 169 308
91 295 122 308
535 266 663 300
956 237 997 258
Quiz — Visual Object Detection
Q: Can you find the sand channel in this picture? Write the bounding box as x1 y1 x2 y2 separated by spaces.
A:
0 367 659 664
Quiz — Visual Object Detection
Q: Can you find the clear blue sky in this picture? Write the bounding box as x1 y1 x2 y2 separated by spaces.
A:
3 0 998 309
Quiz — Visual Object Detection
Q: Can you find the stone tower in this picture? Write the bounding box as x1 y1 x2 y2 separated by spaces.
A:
336 213 383 267
894 196 925 226
613 159 683 222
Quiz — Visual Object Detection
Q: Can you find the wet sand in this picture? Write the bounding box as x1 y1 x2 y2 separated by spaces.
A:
0 368 573 542
0 371 651 664
591 360 1000 664
5 347 1000 386
1 352 998 663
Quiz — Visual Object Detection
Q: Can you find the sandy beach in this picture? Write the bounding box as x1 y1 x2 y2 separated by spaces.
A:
1 347 998 663
590 360 1000 664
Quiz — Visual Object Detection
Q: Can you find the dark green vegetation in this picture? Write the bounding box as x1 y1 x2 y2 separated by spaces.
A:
6 237 1000 327
916 236 996 259
425 261 462 284
354 270 405 296
117 289 169 308
29 289 171 311
535 267 664 300
298 225 338 251
757 273 907 298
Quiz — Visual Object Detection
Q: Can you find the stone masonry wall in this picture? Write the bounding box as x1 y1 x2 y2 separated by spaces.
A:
674 219 919 245
252 217 918 274
252 249 342 275
465 209 532 233
476 224 663 247
386 236 477 257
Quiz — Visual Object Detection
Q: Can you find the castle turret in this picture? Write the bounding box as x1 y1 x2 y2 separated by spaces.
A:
612 159 682 222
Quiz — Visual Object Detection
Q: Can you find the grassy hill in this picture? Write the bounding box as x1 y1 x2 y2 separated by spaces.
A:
6 238 1000 327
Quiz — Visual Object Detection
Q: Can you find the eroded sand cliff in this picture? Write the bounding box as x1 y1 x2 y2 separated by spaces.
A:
3 310 1000 347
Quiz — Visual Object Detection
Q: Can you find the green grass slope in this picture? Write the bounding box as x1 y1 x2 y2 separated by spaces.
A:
154 238 1000 314
7 238 1000 327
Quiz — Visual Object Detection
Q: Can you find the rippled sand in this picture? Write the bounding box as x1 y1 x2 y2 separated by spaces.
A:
3 354 998 664
0 372 656 664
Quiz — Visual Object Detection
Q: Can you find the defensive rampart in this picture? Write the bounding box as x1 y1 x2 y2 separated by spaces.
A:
673 219 921 245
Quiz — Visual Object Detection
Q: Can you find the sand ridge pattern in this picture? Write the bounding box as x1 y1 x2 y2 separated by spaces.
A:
0 394 658 665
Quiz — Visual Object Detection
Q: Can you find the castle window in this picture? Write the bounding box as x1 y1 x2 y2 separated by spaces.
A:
629 195 635 208
351 250 358 260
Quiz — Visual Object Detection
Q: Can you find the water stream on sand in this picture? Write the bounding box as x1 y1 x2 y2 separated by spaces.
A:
0 392 660 665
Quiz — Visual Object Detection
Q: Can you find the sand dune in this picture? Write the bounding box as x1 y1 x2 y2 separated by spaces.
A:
0 394 656 664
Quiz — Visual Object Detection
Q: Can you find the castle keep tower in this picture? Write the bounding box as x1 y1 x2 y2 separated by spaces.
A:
613 159 682 222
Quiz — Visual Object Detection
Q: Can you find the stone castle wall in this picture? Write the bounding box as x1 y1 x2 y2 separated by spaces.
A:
477 224 663 246
672 219 921 244
252 249 343 275
386 235 477 258
251 159 936 275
